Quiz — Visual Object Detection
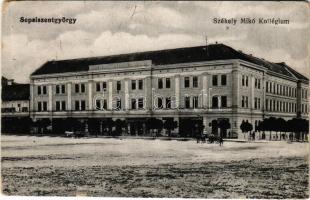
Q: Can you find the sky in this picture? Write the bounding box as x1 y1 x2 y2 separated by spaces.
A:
2 1 309 83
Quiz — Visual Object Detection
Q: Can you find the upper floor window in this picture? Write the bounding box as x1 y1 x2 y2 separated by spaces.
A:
185 96 190 108
254 97 261 109
184 77 190 88
212 96 218 108
56 85 60 94
38 86 41 95
38 102 42 111
138 80 143 90
266 82 269 92
131 80 136 90
38 101 48 111
221 75 227 86
193 76 198 88
37 85 47 95
255 78 261 89
43 101 47 111
75 84 79 93
242 75 245 86
96 83 101 92
157 97 163 109
75 101 79 111
241 96 249 108
81 84 85 93
75 83 86 93
43 86 47 94
131 99 136 109
166 97 171 109
242 75 249 87
138 98 144 109
192 96 198 108
56 101 60 111
61 85 65 94
166 78 171 89
158 78 163 89
56 85 66 94
95 99 107 110
102 82 107 91
81 100 86 110
96 99 101 110
56 101 66 111
74 100 86 111
221 96 227 108
117 81 121 91
212 75 218 86
116 99 122 109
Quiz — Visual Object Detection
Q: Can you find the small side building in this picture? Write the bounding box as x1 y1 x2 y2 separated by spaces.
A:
1 77 31 133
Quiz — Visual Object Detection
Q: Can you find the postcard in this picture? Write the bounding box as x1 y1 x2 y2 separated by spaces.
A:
1 1 309 199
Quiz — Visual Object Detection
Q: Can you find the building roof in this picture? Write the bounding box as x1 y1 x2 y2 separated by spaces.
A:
275 62 309 81
31 43 308 81
2 84 30 101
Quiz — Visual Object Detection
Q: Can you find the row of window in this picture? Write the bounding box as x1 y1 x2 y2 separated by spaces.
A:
241 75 262 89
265 81 298 98
36 98 308 113
1 107 28 113
265 99 297 113
38 74 230 96
96 98 145 110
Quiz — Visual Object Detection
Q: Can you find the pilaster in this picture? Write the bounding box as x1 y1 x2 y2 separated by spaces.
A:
48 84 53 111
67 82 72 110
174 75 180 108
124 78 129 110
108 80 113 110
88 80 93 110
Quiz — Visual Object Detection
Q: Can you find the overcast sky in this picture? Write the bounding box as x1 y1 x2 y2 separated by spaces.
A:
2 1 309 83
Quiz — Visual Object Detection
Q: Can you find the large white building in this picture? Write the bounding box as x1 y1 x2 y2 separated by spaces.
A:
28 43 309 138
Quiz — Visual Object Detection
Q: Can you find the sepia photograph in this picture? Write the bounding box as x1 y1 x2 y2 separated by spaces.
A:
1 1 309 199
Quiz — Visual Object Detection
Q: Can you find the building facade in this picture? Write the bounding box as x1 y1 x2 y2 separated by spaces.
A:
29 44 309 138
1 77 31 133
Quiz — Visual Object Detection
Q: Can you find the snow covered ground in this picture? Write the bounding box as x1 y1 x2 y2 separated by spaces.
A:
1 135 309 198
